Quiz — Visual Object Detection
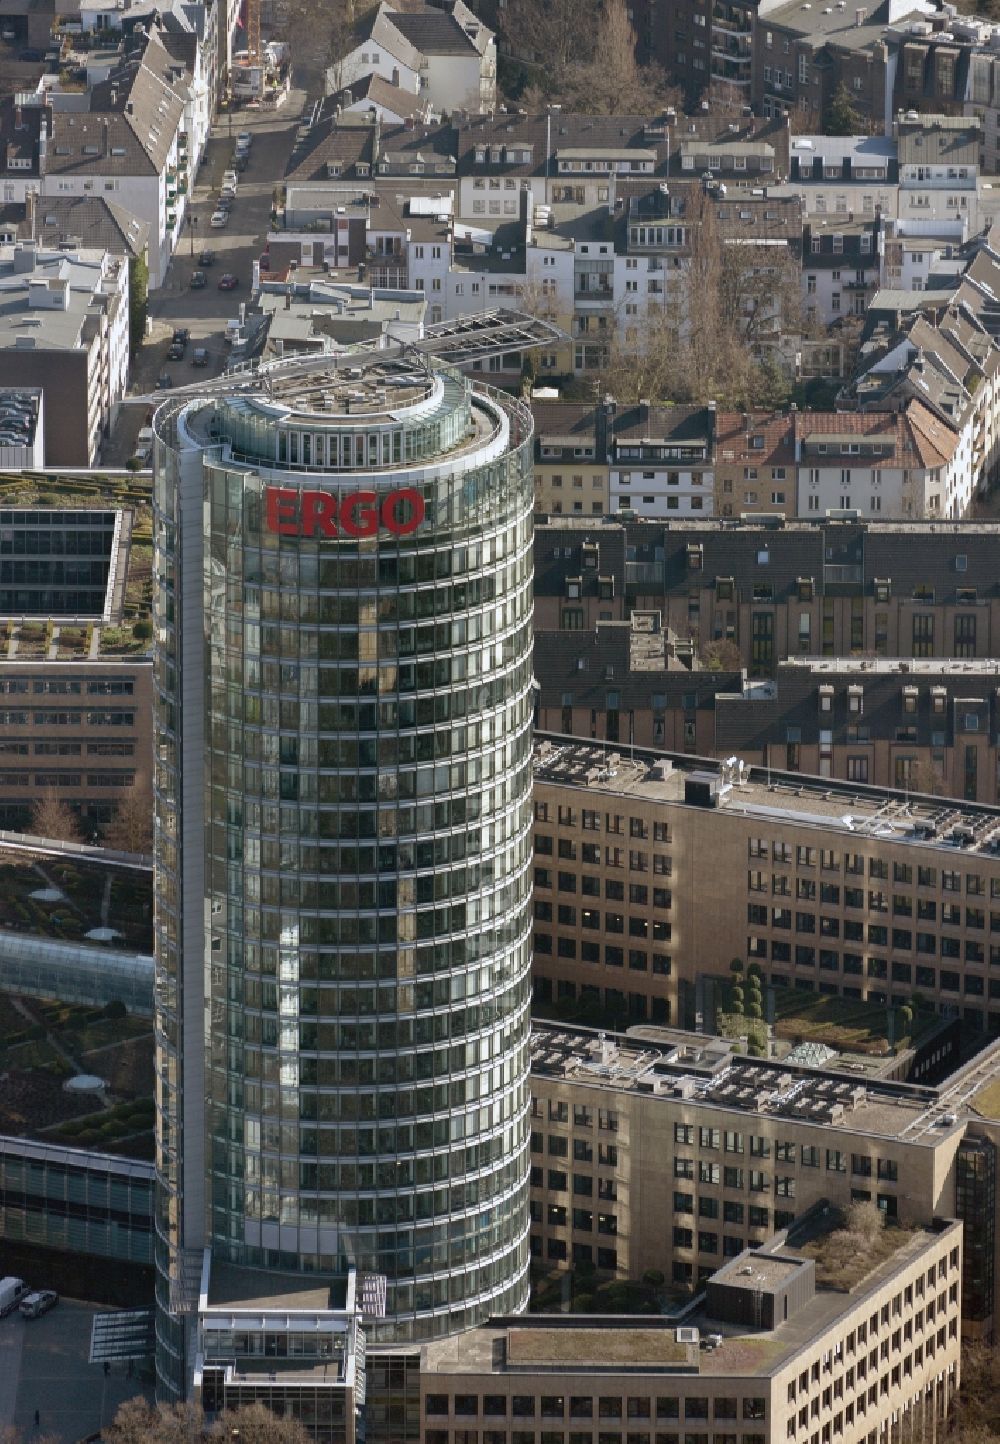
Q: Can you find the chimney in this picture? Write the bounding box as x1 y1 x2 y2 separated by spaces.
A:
14 107 22 132
26 189 36 241
855 7 866 23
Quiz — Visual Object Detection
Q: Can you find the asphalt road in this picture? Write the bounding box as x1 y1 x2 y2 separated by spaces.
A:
104 88 308 464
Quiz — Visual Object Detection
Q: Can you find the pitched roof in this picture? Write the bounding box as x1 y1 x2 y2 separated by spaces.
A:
6 195 149 258
715 411 795 468
388 8 479 55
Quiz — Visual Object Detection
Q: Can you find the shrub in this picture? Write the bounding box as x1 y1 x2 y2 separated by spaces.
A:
133 618 152 641
747 1002 763 1020
641 1269 664 1288
102 999 127 1020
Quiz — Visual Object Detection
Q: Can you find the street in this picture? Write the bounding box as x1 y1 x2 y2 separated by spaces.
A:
104 86 309 464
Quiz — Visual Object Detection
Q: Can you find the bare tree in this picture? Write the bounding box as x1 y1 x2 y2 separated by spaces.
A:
30 788 82 845
106 1400 313 1444
500 0 598 96
103 783 154 855
601 189 801 409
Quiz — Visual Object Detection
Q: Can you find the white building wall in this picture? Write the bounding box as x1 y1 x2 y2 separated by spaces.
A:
610 464 715 518
796 463 906 519
337 42 419 95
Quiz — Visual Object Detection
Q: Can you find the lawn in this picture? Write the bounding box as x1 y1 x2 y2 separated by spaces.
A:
771 992 935 1057
973 1078 1000 1120
0 853 153 953
799 1222 915 1292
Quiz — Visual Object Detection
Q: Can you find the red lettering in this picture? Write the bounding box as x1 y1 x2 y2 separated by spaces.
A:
264 486 425 537
265 486 299 535
339 490 378 537
300 490 339 538
382 487 425 536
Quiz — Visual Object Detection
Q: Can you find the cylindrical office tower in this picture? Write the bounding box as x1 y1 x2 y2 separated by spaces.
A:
151 354 534 1396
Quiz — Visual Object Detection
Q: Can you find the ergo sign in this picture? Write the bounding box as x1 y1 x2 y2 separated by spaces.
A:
265 485 425 538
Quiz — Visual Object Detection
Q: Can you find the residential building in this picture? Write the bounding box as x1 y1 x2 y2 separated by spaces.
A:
535 627 1000 805
880 216 968 294
531 400 607 516
0 25 199 288
752 0 938 127
532 732 1000 1031
152 348 535 1397
533 515 1000 676
793 408 952 520
788 134 899 221
335 0 496 115
895 113 980 229
532 616 734 753
802 219 880 325
715 410 796 518
0 242 128 466
715 656 1000 802
609 403 717 520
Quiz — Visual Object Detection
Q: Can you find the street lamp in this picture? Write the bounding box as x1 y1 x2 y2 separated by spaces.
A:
189 213 197 259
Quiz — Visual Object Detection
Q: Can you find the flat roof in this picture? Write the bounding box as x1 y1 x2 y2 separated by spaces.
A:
529 1023 944 1143
712 1253 805 1291
207 1262 348 1313
533 734 1000 858
506 1327 693 1368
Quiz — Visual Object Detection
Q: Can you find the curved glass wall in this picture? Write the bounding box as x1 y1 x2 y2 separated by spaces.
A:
152 360 534 1395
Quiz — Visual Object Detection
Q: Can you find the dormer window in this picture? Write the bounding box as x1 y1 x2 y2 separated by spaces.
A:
687 542 704 571
874 578 890 603
848 686 863 715
717 577 734 600
475 146 486 164
903 686 918 714
819 686 833 713
567 576 582 599
797 577 814 602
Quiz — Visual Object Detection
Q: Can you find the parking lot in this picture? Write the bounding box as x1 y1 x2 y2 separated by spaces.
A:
0 1298 152 1442
121 91 307 397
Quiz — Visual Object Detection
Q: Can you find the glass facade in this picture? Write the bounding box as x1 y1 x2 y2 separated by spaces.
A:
152 356 535 1397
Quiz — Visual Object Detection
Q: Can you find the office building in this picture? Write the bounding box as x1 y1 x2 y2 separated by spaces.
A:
0 242 129 466
532 734 1000 1033
151 348 535 1397
420 1215 962 1444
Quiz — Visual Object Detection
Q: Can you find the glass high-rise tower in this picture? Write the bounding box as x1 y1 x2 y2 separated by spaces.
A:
151 352 534 1398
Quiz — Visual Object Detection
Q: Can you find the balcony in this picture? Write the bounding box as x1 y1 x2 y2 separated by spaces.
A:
713 7 753 36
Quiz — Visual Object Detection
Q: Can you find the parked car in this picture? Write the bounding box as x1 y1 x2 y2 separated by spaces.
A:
190 270 206 289
172 327 189 345
220 185 237 202
20 1290 58 1320
198 250 215 267
232 153 249 172
167 341 184 361
222 170 239 188
218 273 239 291
190 348 209 367
210 211 228 228
0 1278 30 1317
156 372 173 389
236 131 252 148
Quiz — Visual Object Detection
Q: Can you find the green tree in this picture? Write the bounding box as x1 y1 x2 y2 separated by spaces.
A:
128 250 149 351
825 82 862 137
730 958 744 977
